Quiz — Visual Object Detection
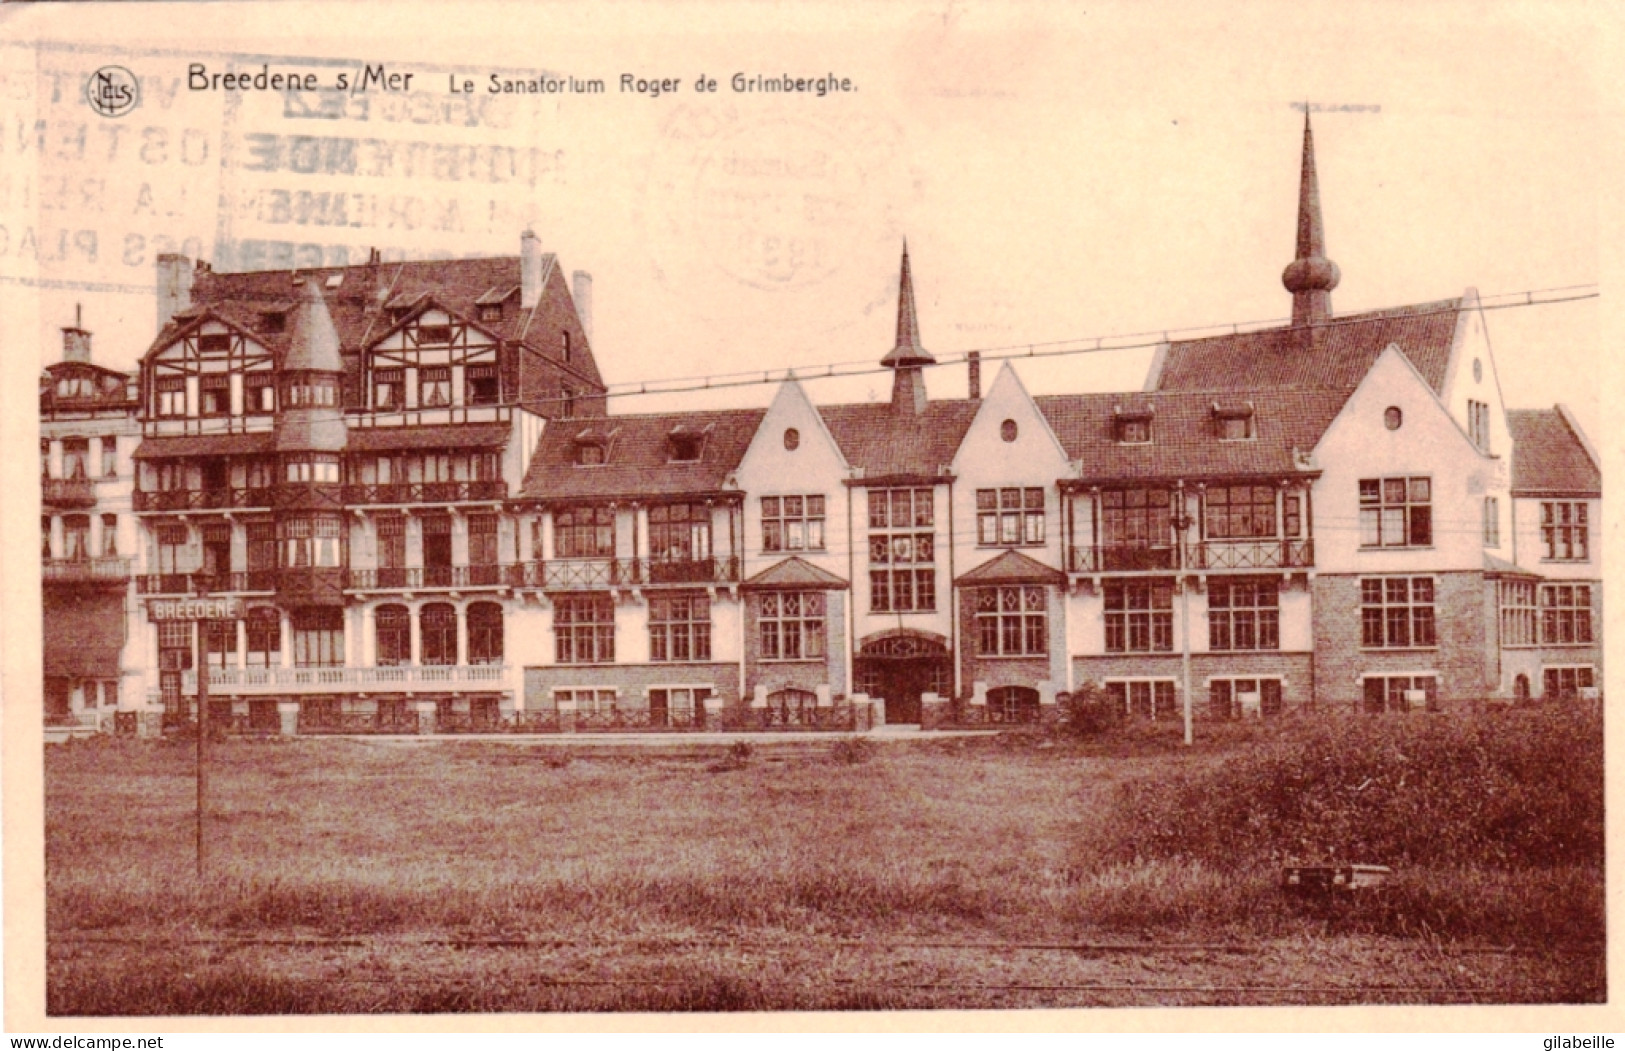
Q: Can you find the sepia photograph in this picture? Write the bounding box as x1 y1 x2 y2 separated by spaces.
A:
0 0 1615 1030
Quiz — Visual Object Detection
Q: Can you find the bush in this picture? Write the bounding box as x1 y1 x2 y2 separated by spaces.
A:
1057 683 1121 737
1099 706 1603 870
829 737 877 765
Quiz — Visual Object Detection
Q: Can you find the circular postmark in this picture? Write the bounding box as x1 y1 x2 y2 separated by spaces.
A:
85 66 140 118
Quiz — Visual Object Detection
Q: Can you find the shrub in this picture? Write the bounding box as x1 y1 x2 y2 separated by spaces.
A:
829 737 877 765
1098 706 1603 870
1057 682 1121 738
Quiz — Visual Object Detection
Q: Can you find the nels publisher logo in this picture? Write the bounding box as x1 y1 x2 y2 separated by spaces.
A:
85 65 139 118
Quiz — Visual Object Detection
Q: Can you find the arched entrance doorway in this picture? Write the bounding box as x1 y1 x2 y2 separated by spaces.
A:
854 629 951 725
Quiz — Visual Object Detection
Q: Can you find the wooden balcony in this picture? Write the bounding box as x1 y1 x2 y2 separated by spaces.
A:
133 487 276 511
1068 544 1180 573
175 663 510 695
1184 539 1314 571
139 570 279 595
43 557 131 585
42 477 97 509
344 480 506 505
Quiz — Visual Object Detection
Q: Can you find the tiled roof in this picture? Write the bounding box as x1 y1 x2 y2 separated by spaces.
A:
1153 299 1463 393
818 401 979 480
743 556 849 590
347 424 510 452
955 549 1066 586
1036 389 1350 483
1483 552 1540 579
134 431 278 459
520 409 764 502
165 255 604 391
1507 408 1600 495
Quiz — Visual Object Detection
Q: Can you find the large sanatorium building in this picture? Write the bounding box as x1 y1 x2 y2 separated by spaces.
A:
41 117 1601 736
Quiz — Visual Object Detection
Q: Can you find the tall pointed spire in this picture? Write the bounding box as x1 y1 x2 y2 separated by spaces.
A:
880 242 934 415
1281 111 1340 327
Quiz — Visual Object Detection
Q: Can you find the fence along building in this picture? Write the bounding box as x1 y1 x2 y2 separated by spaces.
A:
88 117 1599 736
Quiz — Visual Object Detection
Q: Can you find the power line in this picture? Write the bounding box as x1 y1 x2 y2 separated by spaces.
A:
587 284 1599 407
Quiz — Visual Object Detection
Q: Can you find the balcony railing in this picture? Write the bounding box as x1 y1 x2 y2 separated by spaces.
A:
1068 539 1314 573
43 557 131 584
176 664 509 695
344 481 506 505
42 477 97 508
133 487 278 512
1069 544 1180 573
1185 538 1314 571
348 557 743 591
139 570 278 594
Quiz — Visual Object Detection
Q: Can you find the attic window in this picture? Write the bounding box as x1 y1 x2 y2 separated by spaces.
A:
260 311 286 333
1113 408 1153 445
479 303 503 322
1212 402 1256 441
417 324 453 345
575 442 605 467
198 332 231 353
388 307 411 324
670 434 703 463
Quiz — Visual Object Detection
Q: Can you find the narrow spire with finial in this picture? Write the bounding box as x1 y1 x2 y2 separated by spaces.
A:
881 241 934 415
1281 110 1340 327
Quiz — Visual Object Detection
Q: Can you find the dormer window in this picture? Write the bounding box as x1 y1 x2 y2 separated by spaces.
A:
479 303 503 322
575 442 605 467
669 432 703 463
260 311 287 333
388 307 411 324
1212 402 1256 441
1114 408 1153 445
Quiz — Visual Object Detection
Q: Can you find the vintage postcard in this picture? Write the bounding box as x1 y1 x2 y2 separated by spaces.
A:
1 0 1618 1034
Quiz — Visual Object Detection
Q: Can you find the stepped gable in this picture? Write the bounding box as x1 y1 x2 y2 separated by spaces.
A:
1152 298 1463 394
1507 408 1601 496
1036 388 1351 483
520 408 765 502
816 400 979 481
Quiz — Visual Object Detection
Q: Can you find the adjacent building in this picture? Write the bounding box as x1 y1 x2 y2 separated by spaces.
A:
55 118 1599 735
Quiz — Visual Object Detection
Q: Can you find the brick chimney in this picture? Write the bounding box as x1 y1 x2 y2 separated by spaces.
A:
520 230 543 309
156 253 193 330
967 351 981 400
572 270 593 342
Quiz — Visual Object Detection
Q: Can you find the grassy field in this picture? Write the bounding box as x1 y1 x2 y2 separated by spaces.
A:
44 714 1604 1013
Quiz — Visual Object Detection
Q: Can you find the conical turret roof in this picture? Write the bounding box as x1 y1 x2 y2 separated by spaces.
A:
283 277 344 372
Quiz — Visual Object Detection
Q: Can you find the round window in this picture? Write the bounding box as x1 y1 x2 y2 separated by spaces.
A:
1473 358 1483 383
783 427 800 451
1384 406 1403 431
1000 419 1018 442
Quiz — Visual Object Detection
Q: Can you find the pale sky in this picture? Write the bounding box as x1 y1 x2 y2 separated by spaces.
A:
4 1 1606 439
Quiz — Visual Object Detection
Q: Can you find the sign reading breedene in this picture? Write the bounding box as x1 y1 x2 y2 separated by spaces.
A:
148 597 244 622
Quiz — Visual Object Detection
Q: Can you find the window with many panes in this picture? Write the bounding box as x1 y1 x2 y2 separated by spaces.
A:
1207 577 1279 650
205 620 235 668
420 603 458 665
1544 666 1595 699
467 602 504 664
285 455 340 484
1104 579 1173 653
375 605 411 665
649 503 711 562
467 514 499 565
1101 489 1172 548
155 376 186 417
975 586 1048 656
1483 496 1500 547
1540 584 1593 645
1359 477 1432 547
155 523 188 574
869 488 935 612
1541 502 1589 561
556 687 616 713
283 517 342 568
1360 577 1437 648
199 374 229 416
554 594 614 664
373 368 404 410
555 506 615 558
762 495 825 552
419 367 452 407
1108 680 1177 719
1210 679 1283 720
245 374 276 413
1204 485 1277 538
375 516 406 572
976 488 1044 546
649 592 711 662
1362 675 1438 713
1498 580 1536 647
61 438 89 481
291 607 343 667
759 591 826 660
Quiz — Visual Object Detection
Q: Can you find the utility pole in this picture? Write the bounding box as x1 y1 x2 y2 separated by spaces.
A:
1174 484 1194 747
195 584 210 880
